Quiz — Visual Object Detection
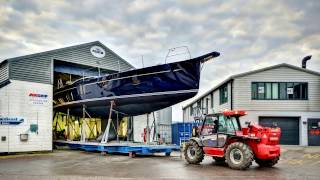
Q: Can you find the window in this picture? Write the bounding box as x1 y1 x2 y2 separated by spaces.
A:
301 83 308 99
210 93 214 108
218 115 240 133
252 83 257 99
287 82 294 99
257 82 264 99
293 83 301 99
279 83 287 99
197 101 201 108
252 82 308 100
205 98 209 114
220 84 228 104
201 99 205 114
266 83 271 99
190 106 193 116
272 83 279 99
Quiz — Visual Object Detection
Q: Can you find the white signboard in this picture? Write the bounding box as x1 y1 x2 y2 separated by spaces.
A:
90 46 106 58
29 92 49 105
258 87 265 94
0 116 24 125
287 87 293 94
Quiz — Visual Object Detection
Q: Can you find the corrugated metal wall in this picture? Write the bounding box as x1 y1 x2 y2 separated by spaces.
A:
8 41 133 84
156 107 172 124
0 62 9 84
10 56 52 84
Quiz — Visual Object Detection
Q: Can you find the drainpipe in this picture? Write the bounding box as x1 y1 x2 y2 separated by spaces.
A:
230 79 234 110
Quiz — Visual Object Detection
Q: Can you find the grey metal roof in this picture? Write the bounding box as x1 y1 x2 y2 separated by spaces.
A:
1 41 134 69
183 63 320 109
0 41 136 85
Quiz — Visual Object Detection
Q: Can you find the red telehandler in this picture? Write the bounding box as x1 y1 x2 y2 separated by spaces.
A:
184 110 281 170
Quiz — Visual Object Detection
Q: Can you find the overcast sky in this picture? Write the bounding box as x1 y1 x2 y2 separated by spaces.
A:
1 0 319 121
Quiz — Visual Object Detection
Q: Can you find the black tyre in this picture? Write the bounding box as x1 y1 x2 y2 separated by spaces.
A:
225 142 254 170
256 157 279 167
213 157 226 163
184 140 204 164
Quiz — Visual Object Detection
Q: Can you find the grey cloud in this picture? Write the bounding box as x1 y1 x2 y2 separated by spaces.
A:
9 0 40 13
0 0 319 121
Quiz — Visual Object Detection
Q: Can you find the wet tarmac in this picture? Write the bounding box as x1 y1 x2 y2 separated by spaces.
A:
0 146 319 180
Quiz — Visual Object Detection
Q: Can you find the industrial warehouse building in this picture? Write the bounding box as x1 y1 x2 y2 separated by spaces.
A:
183 63 320 146
0 41 145 153
133 107 172 144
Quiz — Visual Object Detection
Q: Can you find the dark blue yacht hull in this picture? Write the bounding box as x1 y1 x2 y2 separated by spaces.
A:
53 51 219 117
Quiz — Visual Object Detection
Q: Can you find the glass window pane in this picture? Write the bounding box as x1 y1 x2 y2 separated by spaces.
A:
258 83 265 99
206 98 209 114
224 86 228 100
218 115 227 132
301 83 308 99
201 99 204 113
211 93 214 108
293 83 301 99
220 85 228 104
272 83 279 99
266 83 272 99
226 118 235 133
252 83 257 99
279 83 287 99
287 83 294 99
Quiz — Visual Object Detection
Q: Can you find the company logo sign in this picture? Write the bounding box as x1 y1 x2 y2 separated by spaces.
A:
90 46 106 58
29 93 48 98
29 92 48 105
0 117 24 125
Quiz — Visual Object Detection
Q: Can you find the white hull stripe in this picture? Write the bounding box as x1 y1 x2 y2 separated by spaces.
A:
54 89 198 108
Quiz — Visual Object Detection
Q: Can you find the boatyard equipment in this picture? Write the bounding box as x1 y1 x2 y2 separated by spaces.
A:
184 110 281 170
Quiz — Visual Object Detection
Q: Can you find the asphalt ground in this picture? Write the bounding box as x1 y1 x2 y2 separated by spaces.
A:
0 146 319 180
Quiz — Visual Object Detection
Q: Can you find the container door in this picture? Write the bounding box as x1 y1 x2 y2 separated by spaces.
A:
308 119 320 146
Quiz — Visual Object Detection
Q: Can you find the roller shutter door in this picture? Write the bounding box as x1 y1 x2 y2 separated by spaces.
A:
259 117 299 145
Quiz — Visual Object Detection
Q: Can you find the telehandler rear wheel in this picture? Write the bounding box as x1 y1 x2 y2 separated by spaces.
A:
184 140 204 164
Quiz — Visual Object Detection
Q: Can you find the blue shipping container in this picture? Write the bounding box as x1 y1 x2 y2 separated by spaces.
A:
171 122 200 146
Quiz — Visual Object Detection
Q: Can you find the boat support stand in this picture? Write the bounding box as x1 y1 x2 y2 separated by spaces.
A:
101 100 116 143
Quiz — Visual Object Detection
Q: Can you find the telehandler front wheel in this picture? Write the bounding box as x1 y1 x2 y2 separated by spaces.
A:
184 140 204 164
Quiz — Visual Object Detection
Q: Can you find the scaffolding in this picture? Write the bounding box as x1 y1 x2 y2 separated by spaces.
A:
53 100 179 157
53 100 135 144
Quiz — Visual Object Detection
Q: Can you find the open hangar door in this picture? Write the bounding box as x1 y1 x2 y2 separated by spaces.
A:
308 119 320 146
259 117 300 145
